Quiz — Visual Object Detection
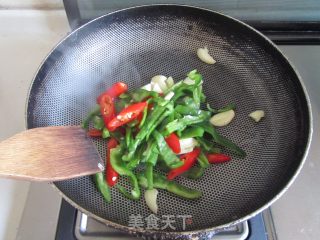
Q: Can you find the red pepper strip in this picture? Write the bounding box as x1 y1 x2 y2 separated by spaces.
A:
165 133 181 154
106 138 119 187
136 112 144 123
107 102 147 131
206 153 231 164
137 103 153 125
87 129 102 137
97 82 128 103
99 94 115 126
167 147 201 180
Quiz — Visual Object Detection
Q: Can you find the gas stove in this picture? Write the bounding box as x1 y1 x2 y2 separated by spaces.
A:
55 200 276 240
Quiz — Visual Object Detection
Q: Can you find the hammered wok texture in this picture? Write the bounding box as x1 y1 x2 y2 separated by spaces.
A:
26 5 310 235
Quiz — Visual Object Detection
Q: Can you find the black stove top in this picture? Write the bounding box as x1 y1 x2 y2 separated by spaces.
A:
55 200 276 240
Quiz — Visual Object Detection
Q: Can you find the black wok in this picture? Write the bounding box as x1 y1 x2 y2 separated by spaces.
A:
26 5 311 239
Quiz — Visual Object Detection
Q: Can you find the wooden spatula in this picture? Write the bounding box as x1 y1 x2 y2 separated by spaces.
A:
0 126 104 182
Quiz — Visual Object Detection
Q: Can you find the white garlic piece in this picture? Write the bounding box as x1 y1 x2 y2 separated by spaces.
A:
164 91 174 100
249 110 265 122
151 83 163 93
165 76 174 88
210 110 235 127
179 138 198 154
145 189 159 214
141 83 153 91
197 47 216 64
151 75 168 92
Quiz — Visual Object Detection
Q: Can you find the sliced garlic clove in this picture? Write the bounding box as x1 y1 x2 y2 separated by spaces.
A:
151 75 168 92
179 138 198 154
197 47 216 65
141 83 153 91
210 110 235 127
164 91 174 101
165 76 174 88
145 188 159 214
179 146 194 155
249 110 265 122
151 82 163 93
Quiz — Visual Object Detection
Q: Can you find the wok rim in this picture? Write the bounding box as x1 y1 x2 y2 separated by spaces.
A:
25 4 313 237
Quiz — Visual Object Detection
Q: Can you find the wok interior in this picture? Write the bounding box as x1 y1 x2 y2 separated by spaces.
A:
27 6 310 232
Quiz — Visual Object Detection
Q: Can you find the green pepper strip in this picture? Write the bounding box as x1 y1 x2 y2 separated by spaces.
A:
200 91 206 103
164 81 183 95
138 172 202 199
196 137 217 152
171 74 203 102
179 96 199 110
110 146 140 200
197 152 210 168
81 105 100 130
193 86 201 108
139 103 148 128
142 141 159 166
102 127 110 138
180 126 204 139
183 165 205 180
147 103 173 139
123 100 171 162
93 116 104 130
130 89 158 102
126 145 145 170
199 124 246 158
164 69 202 96
94 172 111 203
119 93 130 99
174 105 198 116
167 182 202 199
207 103 236 114
152 130 183 169
145 163 153 190
138 172 168 190
165 112 210 135
187 69 203 82
125 127 132 148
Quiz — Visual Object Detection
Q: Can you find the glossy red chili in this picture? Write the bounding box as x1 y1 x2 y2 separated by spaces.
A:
87 129 102 137
136 112 144 124
106 138 119 187
165 133 181 154
107 102 147 131
99 94 115 126
167 147 201 180
206 153 231 164
97 82 128 103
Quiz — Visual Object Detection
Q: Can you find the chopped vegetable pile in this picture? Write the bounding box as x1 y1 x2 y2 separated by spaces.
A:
82 69 247 213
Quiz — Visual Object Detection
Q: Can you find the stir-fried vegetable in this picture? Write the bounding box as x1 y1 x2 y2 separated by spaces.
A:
94 172 111 202
82 69 246 212
106 138 119 187
167 148 201 180
97 82 128 103
164 133 181 154
81 105 100 130
138 172 202 199
107 102 147 131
